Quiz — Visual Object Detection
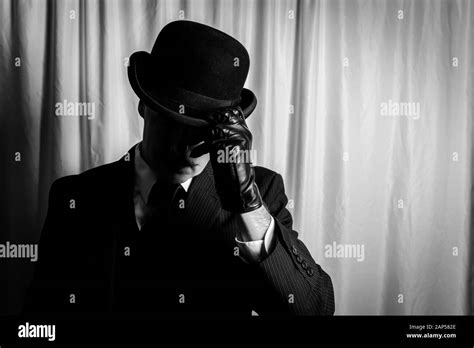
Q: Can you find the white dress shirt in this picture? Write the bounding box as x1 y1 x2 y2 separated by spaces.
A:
133 143 275 263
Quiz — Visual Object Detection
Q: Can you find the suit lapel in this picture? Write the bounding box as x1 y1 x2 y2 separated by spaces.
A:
109 145 139 233
106 145 150 309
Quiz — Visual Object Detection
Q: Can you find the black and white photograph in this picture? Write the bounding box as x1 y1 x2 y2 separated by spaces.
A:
0 0 473 345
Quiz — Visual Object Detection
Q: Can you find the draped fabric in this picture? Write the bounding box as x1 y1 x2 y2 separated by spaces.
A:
0 0 472 315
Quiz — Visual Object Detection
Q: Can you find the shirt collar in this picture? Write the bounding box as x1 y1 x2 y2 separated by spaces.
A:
134 143 192 204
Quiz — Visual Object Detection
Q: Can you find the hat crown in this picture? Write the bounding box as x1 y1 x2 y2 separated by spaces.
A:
127 20 257 127
150 20 250 104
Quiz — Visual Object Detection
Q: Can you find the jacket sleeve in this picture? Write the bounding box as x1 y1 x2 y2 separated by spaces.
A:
250 173 335 316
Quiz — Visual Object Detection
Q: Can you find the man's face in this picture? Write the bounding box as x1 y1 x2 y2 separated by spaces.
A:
141 105 210 177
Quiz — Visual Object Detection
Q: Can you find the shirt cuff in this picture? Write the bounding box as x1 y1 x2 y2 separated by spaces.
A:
235 216 275 263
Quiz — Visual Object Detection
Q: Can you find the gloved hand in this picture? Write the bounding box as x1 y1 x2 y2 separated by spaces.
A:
206 106 263 213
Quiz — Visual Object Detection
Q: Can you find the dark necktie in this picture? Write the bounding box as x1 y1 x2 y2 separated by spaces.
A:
148 181 184 205
144 181 187 228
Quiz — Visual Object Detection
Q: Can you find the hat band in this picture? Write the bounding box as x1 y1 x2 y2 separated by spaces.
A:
154 84 241 113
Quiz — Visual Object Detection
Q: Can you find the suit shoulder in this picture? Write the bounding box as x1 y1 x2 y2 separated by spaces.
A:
79 160 125 182
50 158 127 195
253 166 285 193
50 174 80 192
254 165 278 181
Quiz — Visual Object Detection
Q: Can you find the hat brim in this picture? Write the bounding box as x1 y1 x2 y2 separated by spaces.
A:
128 51 257 128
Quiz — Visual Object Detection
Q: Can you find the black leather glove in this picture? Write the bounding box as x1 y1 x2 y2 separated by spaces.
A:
207 106 263 213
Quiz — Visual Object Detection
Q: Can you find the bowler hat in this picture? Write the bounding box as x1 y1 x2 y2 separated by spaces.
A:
128 20 257 128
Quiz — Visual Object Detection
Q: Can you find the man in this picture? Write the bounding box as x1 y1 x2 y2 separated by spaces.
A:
24 20 334 317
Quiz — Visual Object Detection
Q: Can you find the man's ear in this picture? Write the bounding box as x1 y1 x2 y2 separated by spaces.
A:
138 100 145 118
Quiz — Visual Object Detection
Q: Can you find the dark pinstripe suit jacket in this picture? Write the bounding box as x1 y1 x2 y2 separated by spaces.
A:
25 145 334 317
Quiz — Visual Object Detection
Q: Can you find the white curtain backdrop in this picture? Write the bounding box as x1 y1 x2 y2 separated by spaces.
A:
0 0 472 315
